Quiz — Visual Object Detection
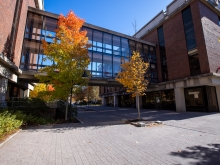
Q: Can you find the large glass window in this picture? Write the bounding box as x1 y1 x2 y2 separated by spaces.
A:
83 27 93 50
129 40 136 56
113 36 121 56
103 53 112 78
103 33 112 54
121 38 129 57
189 54 201 76
182 6 201 76
218 16 220 26
92 52 102 77
182 6 197 51
158 26 168 82
24 12 43 41
93 30 102 52
113 56 121 77
142 45 149 62
21 11 157 80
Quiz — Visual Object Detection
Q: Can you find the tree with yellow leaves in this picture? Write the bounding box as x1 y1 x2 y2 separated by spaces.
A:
37 11 91 120
30 83 52 102
116 51 149 120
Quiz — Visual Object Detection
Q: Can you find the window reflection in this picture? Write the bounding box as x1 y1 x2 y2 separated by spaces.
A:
21 11 157 81
121 38 129 57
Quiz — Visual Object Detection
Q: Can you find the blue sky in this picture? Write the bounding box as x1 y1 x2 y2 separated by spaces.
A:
44 0 172 36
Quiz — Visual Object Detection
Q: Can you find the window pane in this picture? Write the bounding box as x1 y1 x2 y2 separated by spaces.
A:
136 43 142 54
189 54 201 76
113 56 121 77
113 36 121 56
93 30 102 47
83 27 93 50
103 53 112 78
182 6 197 50
121 38 129 57
103 33 112 49
129 40 136 55
92 52 102 77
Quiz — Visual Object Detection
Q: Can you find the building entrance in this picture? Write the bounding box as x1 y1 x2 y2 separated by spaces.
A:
184 86 218 112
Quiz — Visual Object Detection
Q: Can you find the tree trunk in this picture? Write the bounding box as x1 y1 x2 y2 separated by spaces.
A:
65 96 68 120
137 95 140 120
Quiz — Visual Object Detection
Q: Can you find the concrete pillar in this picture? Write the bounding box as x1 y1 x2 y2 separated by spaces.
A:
0 78 8 103
136 95 142 109
216 86 220 112
102 96 106 106
174 88 186 112
24 89 30 98
20 89 24 98
114 95 118 107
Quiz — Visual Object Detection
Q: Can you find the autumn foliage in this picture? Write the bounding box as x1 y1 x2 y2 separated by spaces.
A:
30 83 52 102
37 10 91 100
116 51 149 119
116 51 149 97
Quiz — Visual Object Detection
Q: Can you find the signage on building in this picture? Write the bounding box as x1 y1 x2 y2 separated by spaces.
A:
189 91 200 98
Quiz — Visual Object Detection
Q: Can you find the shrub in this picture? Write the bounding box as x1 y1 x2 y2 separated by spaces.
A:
0 111 22 138
12 110 54 126
8 98 49 117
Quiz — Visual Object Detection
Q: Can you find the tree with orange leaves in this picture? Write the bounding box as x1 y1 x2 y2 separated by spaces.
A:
30 83 53 102
37 11 91 120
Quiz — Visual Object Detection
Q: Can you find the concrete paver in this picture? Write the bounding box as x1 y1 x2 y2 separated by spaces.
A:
0 106 220 165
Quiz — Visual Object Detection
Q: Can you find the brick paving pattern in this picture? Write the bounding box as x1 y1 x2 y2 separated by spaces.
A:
0 106 220 165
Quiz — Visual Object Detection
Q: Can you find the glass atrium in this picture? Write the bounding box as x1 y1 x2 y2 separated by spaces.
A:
20 10 158 83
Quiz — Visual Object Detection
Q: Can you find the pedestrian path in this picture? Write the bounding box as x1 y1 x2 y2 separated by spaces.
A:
0 106 219 164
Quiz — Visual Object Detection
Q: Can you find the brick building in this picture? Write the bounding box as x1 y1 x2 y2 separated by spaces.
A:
100 0 220 112
0 0 220 112
0 0 43 103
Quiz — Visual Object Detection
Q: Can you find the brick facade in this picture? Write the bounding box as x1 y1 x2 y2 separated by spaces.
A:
141 0 220 81
142 12 190 81
163 12 191 80
198 1 220 73
0 0 17 55
0 0 36 67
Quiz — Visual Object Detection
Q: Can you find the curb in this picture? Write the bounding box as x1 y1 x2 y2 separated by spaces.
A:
0 129 21 147
76 117 84 124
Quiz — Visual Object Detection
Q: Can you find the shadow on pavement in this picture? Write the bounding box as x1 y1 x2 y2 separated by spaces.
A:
170 144 220 164
23 106 219 132
77 106 219 126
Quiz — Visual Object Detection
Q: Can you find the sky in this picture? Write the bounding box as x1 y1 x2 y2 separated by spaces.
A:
44 0 173 36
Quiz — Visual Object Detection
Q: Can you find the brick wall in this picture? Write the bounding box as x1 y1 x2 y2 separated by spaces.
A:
0 0 16 55
143 11 191 81
0 0 36 67
163 12 191 80
141 0 218 81
198 1 220 73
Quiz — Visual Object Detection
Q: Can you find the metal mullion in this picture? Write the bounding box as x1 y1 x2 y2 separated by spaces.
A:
101 32 103 78
91 28 94 78
111 34 114 79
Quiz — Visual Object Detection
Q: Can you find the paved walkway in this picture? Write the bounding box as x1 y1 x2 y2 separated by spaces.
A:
0 106 220 165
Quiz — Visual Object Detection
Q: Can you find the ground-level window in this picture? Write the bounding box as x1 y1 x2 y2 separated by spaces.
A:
188 54 201 76
184 86 218 112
